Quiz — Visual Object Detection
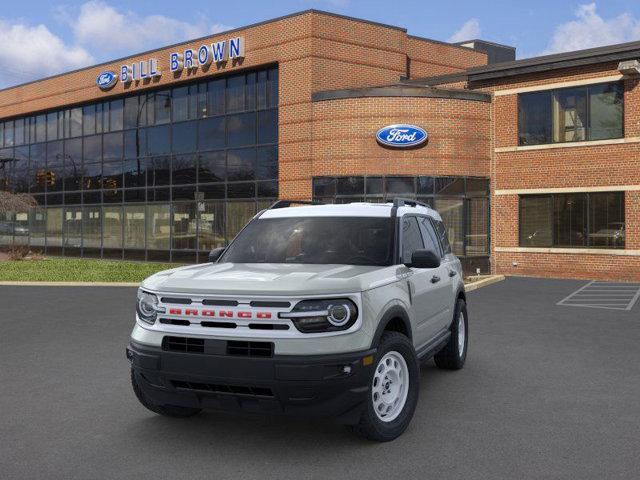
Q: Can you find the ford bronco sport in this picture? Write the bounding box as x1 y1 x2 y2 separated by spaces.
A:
127 198 468 441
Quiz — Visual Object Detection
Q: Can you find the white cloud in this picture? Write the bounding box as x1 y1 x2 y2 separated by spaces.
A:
448 18 481 43
0 20 93 88
542 3 640 54
71 1 232 55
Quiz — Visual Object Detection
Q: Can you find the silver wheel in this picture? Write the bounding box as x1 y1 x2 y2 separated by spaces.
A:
458 311 466 357
371 351 409 422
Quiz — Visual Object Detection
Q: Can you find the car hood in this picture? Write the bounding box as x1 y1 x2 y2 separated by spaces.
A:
141 262 399 296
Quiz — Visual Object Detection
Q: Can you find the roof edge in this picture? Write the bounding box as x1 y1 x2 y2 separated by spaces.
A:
312 85 491 103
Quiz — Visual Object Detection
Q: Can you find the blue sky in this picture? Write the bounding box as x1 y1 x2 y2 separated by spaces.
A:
1 1 640 88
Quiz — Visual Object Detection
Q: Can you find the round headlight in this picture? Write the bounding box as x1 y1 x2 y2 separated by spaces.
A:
327 303 351 326
136 290 160 324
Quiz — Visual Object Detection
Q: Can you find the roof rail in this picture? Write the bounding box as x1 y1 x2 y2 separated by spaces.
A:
392 198 430 208
268 199 324 210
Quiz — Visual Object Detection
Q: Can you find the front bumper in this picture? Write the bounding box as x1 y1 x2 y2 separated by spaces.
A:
127 340 376 424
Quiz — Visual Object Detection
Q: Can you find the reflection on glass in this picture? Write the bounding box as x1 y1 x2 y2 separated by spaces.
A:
124 205 145 249
83 206 102 248
198 201 225 251
103 206 123 248
434 199 464 256
147 204 170 250
63 207 82 248
172 203 196 250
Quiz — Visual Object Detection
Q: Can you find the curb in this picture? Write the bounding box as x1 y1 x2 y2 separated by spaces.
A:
464 275 505 292
0 281 139 287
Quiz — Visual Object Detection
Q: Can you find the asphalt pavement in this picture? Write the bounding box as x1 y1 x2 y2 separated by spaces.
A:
1 277 639 480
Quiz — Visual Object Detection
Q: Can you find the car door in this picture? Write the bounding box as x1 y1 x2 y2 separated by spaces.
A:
427 217 458 331
399 215 445 347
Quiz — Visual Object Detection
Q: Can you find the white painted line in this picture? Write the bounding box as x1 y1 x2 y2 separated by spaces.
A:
557 281 640 311
556 281 594 305
626 286 640 311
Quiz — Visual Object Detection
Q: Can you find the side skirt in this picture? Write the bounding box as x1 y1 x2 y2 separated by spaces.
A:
416 330 451 362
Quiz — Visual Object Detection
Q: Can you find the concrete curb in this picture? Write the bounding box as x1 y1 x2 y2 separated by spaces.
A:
0 281 139 287
464 275 506 292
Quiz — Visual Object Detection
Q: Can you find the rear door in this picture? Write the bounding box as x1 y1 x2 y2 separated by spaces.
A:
400 215 446 347
427 217 458 330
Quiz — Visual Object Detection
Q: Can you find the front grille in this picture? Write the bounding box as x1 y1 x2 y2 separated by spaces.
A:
160 297 192 305
162 336 204 353
227 341 274 357
171 380 274 397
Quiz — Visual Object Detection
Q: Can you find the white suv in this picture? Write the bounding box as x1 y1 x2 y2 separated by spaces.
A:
127 199 468 441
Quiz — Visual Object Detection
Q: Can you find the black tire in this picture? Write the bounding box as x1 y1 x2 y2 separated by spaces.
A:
130 369 202 418
434 298 468 370
350 331 419 442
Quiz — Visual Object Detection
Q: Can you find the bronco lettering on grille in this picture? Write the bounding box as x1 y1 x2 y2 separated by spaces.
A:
167 308 272 319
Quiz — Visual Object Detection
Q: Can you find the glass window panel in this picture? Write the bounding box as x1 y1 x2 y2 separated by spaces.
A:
199 183 225 199
336 177 364 195
386 177 414 195
4 121 14 146
226 75 245 113
173 186 196 201
83 105 96 135
197 83 207 118
466 178 489 197
227 148 255 181
150 155 171 186
198 201 225 251
101 189 121 203
102 160 122 190
29 207 46 247
28 144 46 193
246 72 256 110
435 177 464 196
83 135 102 163
103 132 123 160
366 177 383 195
227 182 255 198
401 216 424 264
172 86 189 122
46 207 63 247
147 125 171 155
124 205 145 249
313 177 336 197
268 68 278 108
82 206 101 248
518 91 552 145
172 154 197 185
172 120 197 153
207 79 225 116
124 96 139 129
13 146 29 193
149 187 170 202
96 103 105 133
554 193 587 247
588 192 625 248
226 201 256 240
0 212 14 246
47 193 63 206
552 87 588 143
64 139 82 192
589 83 623 141
0 122 4 147
45 141 64 193
35 115 46 143
11 211 28 246
257 180 278 198
47 113 58 141
519 196 553 247
124 128 146 158
418 217 442 257
256 146 277 180
83 191 101 204
417 176 434 195
257 70 268 110
466 197 488 256
147 204 170 250
434 199 464 256
198 116 225 150
109 99 123 131
172 203 197 250
123 158 147 188
83 161 101 190
124 189 146 203
70 108 82 137
14 118 25 146
227 112 256 147
103 206 122 248
257 109 277 144
154 91 171 124
63 207 82 248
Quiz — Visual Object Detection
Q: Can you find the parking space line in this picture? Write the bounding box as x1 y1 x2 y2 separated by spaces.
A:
557 281 640 311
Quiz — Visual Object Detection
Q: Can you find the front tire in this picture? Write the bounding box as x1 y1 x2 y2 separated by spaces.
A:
350 331 419 442
131 369 202 418
434 298 468 370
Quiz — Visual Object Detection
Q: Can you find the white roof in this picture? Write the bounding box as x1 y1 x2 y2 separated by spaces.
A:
259 202 442 221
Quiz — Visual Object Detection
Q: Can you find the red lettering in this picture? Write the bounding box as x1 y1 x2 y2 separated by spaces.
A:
256 312 272 319
185 309 198 316
237 311 252 319
219 311 233 318
169 308 182 315
201 310 216 317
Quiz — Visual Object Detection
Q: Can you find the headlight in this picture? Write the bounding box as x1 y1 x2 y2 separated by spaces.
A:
280 299 358 333
136 290 164 324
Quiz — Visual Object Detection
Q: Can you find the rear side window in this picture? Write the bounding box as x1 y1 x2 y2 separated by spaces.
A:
418 217 442 257
433 220 452 255
401 217 424 264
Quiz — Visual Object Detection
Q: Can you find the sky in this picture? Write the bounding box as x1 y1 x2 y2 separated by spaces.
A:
1 0 640 88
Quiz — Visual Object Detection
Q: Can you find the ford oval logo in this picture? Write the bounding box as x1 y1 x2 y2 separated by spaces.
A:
96 71 118 90
376 124 428 148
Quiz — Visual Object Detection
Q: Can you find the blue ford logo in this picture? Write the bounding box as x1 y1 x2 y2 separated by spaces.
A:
96 71 118 90
376 124 428 148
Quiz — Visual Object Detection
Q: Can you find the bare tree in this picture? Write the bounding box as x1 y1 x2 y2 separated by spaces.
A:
0 191 37 214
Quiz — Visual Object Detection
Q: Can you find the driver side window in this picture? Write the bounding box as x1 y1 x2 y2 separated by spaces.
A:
401 216 424 264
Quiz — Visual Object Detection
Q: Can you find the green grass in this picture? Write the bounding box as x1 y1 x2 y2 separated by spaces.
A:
0 258 179 283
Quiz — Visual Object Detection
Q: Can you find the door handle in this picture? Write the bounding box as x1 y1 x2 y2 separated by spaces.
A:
448 270 457 277
430 275 441 283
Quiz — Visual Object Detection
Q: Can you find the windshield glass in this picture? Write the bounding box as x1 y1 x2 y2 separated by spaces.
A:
221 216 393 266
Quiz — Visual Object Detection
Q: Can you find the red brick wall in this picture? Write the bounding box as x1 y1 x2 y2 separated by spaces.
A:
406 37 487 79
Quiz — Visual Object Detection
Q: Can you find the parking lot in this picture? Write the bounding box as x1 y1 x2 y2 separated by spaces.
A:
1 277 639 480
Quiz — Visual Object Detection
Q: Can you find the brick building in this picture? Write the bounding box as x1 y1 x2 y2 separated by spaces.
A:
0 10 637 280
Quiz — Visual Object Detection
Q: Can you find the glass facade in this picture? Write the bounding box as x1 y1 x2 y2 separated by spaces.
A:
519 192 625 248
0 66 278 262
312 175 490 258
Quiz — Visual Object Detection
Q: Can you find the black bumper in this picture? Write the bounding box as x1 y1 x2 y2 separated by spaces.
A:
127 341 376 424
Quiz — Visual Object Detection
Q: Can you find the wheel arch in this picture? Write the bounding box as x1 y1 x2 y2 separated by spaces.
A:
371 305 413 348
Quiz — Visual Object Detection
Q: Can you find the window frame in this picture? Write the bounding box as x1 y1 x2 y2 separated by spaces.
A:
517 81 624 146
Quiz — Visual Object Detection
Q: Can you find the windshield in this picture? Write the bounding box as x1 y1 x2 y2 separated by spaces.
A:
221 216 393 266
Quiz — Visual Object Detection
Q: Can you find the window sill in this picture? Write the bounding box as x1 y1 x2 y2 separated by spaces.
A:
495 246 639 256
495 137 639 153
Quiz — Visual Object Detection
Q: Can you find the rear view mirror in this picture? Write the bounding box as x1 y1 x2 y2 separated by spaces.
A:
208 247 226 263
406 249 440 269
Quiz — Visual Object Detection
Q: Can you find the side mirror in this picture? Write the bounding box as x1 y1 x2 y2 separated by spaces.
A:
208 247 226 263
406 249 440 269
